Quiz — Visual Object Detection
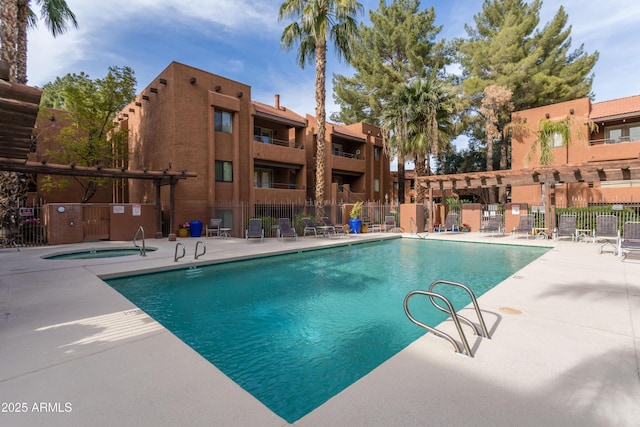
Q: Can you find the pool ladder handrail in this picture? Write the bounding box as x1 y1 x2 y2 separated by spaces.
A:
428 280 490 340
195 240 206 259
174 242 186 262
133 226 146 256
404 280 490 358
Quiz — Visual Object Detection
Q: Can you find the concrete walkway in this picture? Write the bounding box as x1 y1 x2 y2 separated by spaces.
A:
1 232 638 426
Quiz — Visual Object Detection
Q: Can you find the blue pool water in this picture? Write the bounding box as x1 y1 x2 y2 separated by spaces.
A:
107 239 548 422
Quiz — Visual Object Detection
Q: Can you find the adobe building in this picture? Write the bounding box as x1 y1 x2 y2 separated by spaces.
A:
121 61 390 235
511 95 640 206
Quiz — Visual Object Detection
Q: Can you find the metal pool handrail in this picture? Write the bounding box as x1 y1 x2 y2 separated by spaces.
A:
133 226 146 257
428 280 490 339
404 290 473 357
195 240 206 259
174 242 185 262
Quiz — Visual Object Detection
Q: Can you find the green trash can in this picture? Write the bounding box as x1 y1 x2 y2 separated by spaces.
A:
189 220 203 237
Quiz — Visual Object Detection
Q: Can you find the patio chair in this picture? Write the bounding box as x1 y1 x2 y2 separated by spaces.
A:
205 218 222 238
302 217 318 237
594 214 620 255
384 215 397 232
277 218 298 241
438 213 459 232
619 222 640 260
320 217 343 234
245 218 264 242
511 214 535 239
555 214 577 241
481 214 504 237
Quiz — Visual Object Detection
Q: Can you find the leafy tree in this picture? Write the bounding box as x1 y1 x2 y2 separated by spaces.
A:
39 66 136 203
279 0 362 217
333 0 452 203
332 0 450 126
458 0 598 171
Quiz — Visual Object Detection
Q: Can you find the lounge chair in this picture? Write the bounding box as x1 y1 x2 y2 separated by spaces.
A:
555 214 577 241
511 214 535 239
384 215 397 232
619 221 640 260
594 214 619 255
320 217 343 234
205 218 222 238
302 217 319 237
438 213 459 232
245 218 264 242
277 218 298 241
481 214 504 237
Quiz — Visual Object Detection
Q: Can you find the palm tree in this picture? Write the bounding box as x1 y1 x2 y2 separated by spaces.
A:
381 86 411 204
279 0 362 217
402 78 453 203
0 0 77 231
16 0 78 84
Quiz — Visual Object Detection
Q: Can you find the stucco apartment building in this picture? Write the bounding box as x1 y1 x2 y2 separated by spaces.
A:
511 95 640 206
120 61 390 234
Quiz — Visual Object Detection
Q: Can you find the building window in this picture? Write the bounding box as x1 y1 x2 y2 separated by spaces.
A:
551 132 563 148
374 147 381 161
605 123 640 143
215 160 233 182
254 168 273 188
374 178 380 192
214 110 233 133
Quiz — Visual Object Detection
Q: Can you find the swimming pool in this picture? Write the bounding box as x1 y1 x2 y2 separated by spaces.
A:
107 239 549 423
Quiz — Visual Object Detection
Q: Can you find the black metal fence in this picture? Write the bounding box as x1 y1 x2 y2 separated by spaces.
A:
1 206 46 248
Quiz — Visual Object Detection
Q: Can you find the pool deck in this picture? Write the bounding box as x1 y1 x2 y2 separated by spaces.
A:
1 232 639 426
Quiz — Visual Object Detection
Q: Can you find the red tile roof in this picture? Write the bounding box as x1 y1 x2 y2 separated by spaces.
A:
591 94 640 119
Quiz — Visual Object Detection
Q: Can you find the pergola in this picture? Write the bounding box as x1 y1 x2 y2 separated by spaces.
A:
0 60 197 234
418 159 640 230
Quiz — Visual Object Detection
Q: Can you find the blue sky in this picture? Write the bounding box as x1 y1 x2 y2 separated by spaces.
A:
27 0 640 129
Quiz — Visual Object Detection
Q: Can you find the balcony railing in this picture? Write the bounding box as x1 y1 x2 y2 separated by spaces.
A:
333 151 362 159
589 136 638 145
254 182 304 190
254 135 303 149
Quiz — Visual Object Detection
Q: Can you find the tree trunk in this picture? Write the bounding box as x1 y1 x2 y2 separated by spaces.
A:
485 122 497 203
16 0 29 84
0 0 18 81
314 42 327 218
414 155 427 203
397 151 405 204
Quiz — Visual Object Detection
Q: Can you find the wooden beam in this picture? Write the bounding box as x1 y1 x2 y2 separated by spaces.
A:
0 79 42 105
0 158 197 180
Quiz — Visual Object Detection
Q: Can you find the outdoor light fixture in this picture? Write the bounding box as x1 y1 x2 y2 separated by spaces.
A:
569 108 574 115
190 77 197 84
215 85 221 92
237 91 243 97
545 113 550 119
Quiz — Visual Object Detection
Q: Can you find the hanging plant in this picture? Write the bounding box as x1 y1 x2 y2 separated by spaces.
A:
527 116 572 166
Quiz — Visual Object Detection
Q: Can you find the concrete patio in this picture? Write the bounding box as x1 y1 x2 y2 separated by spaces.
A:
1 232 638 426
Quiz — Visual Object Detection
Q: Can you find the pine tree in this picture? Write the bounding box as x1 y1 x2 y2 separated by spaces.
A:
458 0 598 172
